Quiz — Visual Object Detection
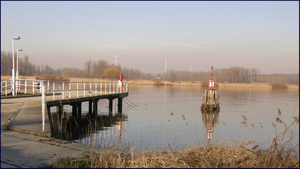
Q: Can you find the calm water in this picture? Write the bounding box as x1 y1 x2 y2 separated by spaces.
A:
74 85 299 151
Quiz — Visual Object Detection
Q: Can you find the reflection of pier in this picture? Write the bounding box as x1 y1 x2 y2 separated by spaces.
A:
201 108 220 143
78 114 128 148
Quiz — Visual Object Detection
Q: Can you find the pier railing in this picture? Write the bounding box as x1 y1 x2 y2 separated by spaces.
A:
1 79 128 132
1 79 128 100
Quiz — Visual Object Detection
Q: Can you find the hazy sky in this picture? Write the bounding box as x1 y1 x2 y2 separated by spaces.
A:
1 1 299 74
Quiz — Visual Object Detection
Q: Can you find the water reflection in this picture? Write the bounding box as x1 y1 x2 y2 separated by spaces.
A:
201 108 220 143
74 113 128 148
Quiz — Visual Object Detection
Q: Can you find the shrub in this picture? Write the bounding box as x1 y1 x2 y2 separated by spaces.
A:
153 80 165 86
271 83 288 89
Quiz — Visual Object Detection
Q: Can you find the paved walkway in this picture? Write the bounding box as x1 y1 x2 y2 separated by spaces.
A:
1 95 113 168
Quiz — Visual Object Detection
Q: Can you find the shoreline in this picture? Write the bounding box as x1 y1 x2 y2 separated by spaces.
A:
1 76 298 89
124 79 299 89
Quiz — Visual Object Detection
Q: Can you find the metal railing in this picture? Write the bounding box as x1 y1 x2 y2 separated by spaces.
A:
1 79 129 132
1 79 128 100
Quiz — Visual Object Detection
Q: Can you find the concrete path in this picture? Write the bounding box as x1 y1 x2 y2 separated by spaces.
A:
1 95 113 168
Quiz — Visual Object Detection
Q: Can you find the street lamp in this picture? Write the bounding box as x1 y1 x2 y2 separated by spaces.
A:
12 36 21 96
16 48 23 80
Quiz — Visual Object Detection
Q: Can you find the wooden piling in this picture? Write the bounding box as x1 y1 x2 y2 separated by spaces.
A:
118 98 122 114
109 98 113 115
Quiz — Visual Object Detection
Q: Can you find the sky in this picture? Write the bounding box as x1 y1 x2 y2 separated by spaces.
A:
1 1 299 74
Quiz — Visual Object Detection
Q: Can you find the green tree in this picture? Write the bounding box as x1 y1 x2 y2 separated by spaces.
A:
102 66 120 79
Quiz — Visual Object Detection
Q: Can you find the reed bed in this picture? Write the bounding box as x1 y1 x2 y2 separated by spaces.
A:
49 139 299 168
48 109 299 168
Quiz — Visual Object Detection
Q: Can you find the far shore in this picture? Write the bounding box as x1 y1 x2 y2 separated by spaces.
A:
1 75 299 89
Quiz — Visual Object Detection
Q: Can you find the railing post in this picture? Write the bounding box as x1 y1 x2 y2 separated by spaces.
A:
5 81 7 96
105 83 107 94
100 83 102 95
32 81 35 94
77 83 78 98
95 83 97 95
25 81 27 94
113 83 115 93
41 82 46 132
109 83 111 94
90 82 91 96
47 80 50 92
62 82 64 99
15 80 18 92
69 82 71 99
84 83 85 97
53 82 55 100
39 80 42 93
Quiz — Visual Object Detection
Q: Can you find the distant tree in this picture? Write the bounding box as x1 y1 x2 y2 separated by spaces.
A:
102 66 120 79
169 71 177 82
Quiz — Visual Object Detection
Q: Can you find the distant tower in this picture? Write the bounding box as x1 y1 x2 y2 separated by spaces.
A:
114 53 118 65
165 58 167 73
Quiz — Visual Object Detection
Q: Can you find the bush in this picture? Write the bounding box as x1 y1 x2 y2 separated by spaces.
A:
153 80 165 86
271 83 288 89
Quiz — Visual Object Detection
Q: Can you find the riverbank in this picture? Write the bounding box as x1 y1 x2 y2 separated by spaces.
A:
1 76 298 89
49 134 299 168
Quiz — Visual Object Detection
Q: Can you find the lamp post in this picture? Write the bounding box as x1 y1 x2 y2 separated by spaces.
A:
16 48 23 80
12 36 21 96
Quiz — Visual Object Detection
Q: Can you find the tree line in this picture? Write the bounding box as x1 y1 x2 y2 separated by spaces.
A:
1 51 298 84
160 67 298 84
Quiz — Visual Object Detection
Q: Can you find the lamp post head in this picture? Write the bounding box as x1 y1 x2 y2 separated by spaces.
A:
13 36 21 40
17 49 23 52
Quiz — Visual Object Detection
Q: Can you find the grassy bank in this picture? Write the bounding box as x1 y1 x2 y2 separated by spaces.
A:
1 76 299 89
48 141 299 168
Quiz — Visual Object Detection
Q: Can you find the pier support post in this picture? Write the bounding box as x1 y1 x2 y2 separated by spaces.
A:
77 102 82 134
93 99 98 119
89 101 92 118
109 98 113 115
118 98 123 114
47 105 54 137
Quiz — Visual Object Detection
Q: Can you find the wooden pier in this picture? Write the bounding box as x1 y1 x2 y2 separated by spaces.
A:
46 92 128 140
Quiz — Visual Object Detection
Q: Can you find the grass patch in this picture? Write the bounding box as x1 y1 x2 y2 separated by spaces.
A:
153 80 165 86
271 83 288 89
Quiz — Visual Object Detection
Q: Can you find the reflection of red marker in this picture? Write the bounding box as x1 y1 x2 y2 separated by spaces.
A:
204 112 206 129
118 120 123 143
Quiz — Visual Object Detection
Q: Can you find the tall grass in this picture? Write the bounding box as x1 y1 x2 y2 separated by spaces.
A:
48 109 299 168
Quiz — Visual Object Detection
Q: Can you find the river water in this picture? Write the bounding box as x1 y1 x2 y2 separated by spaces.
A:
74 85 299 151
